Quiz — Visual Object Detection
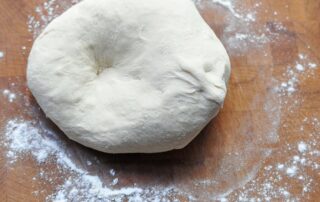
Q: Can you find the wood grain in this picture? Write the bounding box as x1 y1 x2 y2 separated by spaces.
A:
0 0 319 201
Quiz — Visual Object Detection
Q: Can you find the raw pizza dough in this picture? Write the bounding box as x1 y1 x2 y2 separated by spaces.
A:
27 0 231 153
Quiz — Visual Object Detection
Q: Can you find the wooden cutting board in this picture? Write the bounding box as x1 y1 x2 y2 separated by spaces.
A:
0 0 319 201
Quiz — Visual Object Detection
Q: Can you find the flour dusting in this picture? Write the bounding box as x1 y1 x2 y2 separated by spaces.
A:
210 0 242 19
1 0 319 201
227 116 320 201
4 119 179 201
0 51 4 59
28 0 80 38
2 89 16 102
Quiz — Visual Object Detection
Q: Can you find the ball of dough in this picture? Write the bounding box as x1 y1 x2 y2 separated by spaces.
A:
27 0 231 153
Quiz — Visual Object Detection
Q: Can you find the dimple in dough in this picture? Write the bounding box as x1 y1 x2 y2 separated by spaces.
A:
27 0 231 153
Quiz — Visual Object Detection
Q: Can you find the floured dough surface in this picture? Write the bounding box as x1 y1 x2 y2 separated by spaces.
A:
27 0 230 153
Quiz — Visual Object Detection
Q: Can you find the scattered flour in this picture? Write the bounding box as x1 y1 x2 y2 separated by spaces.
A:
2 89 16 102
286 166 298 177
0 51 4 59
210 0 242 19
227 117 320 201
295 64 305 72
298 142 308 153
308 63 317 69
1 0 319 201
28 0 81 38
276 53 318 96
4 119 179 201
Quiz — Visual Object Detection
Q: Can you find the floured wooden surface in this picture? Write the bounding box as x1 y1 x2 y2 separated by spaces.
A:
0 0 319 201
